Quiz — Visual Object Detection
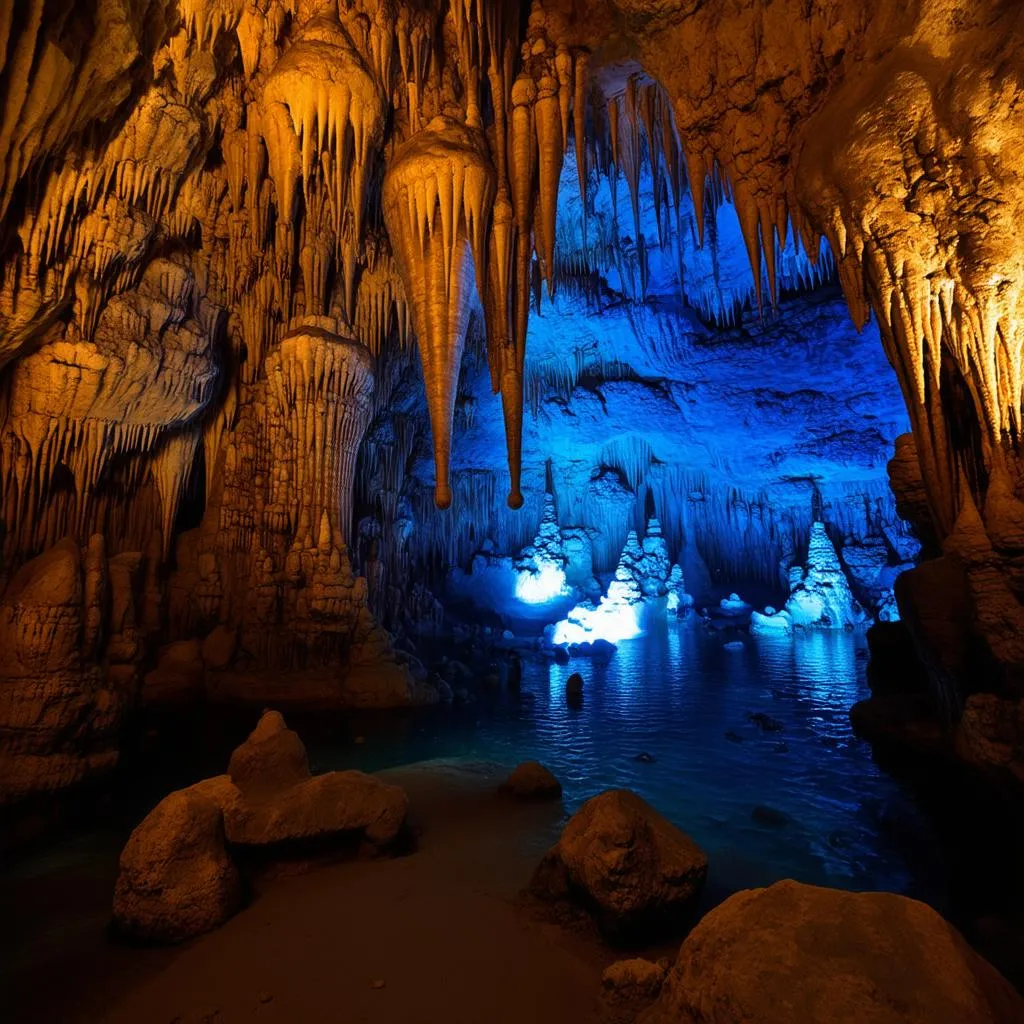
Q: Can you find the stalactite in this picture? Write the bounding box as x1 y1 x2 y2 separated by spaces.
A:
265 319 376 545
382 116 496 509
152 429 201 559
261 9 387 313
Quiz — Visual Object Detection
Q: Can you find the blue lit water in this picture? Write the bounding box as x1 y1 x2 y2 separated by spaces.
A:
311 619 949 910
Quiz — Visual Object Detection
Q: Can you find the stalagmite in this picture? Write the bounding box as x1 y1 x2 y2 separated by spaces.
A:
382 117 496 509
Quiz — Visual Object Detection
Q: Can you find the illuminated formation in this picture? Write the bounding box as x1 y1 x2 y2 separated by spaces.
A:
514 493 569 604
751 522 866 634
0 0 1023 815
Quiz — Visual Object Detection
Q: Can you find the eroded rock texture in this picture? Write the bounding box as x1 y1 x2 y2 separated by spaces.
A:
2 0 1024 809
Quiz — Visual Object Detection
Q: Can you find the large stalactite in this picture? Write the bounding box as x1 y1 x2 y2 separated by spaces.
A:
2 0 1024 814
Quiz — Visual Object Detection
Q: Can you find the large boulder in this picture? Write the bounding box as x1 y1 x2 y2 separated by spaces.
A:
640 879 1024 1024
113 788 241 942
529 789 707 939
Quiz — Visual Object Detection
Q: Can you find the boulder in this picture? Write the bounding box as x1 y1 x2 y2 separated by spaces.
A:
194 770 409 852
640 879 1024 1024
499 761 562 800
227 709 310 798
113 788 241 942
530 789 707 939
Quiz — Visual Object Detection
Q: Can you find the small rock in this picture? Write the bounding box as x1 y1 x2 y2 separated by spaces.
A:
747 712 784 732
565 672 584 698
257 992 273 1004
633 752 657 763
227 709 309 797
499 761 562 800
370 979 386 990
602 957 667 1000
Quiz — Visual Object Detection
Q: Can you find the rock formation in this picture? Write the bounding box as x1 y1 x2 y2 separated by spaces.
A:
640 879 1024 1024
529 788 708 940
2 0 1024 807
752 521 866 633
112 709 409 940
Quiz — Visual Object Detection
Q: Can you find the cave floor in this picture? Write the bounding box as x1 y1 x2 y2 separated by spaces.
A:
3 761 635 1024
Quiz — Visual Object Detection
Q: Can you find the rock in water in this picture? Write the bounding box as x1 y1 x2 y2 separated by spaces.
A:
640 879 1024 1024
499 761 562 800
113 789 241 942
565 672 584 698
529 789 707 939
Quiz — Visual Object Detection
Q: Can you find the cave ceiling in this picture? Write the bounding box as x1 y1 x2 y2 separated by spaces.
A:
0 0 1022 577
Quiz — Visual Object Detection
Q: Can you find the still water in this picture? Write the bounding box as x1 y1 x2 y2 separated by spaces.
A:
312 619 949 910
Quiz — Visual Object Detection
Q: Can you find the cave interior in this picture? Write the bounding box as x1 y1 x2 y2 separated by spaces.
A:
3 1 1024 1022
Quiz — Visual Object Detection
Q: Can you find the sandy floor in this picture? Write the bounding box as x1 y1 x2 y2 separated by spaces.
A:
4 761 636 1024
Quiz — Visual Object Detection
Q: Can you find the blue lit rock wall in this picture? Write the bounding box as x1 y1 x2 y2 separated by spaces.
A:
357 147 911 612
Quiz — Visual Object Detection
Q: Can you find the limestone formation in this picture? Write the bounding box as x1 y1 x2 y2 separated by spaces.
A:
529 788 708 939
112 787 241 943
112 709 409 941
3 0 1024 809
195 710 409 851
752 522 866 633
640 880 1024 1024
0 536 137 811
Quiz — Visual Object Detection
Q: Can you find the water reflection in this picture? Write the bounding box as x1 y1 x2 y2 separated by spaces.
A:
313 622 947 910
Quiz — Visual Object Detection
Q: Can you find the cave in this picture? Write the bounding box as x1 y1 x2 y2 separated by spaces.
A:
3 2 1024 1022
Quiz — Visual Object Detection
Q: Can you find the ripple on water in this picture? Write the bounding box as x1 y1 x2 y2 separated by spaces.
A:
310 620 948 911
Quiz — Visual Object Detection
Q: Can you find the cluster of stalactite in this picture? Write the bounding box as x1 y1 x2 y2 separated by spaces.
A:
2 0 1024 800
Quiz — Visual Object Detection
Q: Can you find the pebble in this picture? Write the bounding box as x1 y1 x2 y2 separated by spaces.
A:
257 992 273 1004
371 979 387 990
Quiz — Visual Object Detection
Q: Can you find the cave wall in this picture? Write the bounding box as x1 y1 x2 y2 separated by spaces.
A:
2 0 1024 811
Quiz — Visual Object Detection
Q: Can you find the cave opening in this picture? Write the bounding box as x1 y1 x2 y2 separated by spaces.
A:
3 2 1024 1022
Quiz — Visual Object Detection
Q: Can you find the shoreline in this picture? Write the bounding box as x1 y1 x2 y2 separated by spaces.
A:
3 760 634 1024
